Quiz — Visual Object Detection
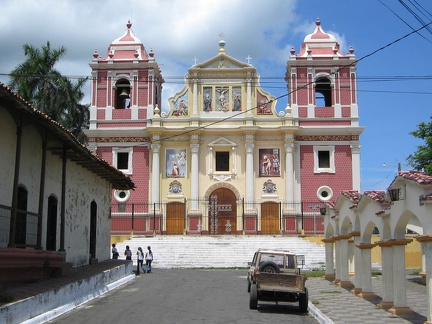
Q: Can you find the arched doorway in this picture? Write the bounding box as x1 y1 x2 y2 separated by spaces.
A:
166 202 185 234
208 188 237 235
261 201 280 234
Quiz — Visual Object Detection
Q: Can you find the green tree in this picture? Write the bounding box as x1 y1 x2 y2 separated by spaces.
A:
407 117 432 175
57 76 89 142
8 41 89 142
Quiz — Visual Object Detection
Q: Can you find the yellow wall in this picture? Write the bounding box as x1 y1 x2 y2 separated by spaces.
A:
305 235 422 270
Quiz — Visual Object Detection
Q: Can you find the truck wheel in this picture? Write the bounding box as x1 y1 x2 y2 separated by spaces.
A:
249 284 258 309
259 261 280 273
299 287 308 312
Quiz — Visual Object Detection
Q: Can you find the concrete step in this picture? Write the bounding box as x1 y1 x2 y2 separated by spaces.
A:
115 235 325 270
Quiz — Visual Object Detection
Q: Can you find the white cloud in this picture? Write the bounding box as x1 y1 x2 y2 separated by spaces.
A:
0 0 301 108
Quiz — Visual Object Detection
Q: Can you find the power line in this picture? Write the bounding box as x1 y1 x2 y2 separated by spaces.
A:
399 0 432 36
156 20 432 143
379 0 432 44
5 18 432 144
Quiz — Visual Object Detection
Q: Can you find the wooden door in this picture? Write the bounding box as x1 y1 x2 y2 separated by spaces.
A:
166 202 185 234
261 202 280 234
208 188 237 235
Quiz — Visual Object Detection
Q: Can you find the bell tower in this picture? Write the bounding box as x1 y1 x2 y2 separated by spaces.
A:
86 21 164 209
286 18 364 202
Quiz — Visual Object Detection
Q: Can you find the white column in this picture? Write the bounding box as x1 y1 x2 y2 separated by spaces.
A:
334 237 341 284
246 79 252 115
351 233 363 295
338 236 352 287
350 144 361 192
322 238 335 280
245 141 254 210
193 78 198 115
151 143 161 206
348 239 354 275
357 243 376 299
190 143 199 210
390 240 413 315
378 242 394 309
417 237 432 323
148 70 154 109
284 139 294 203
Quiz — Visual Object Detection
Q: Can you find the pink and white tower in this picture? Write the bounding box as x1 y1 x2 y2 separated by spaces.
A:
287 18 363 204
86 21 164 213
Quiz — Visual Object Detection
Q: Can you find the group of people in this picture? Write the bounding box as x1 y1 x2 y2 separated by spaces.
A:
111 243 153 275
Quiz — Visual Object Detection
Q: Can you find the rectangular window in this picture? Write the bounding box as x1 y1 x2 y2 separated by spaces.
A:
313 146 335 173
117 152 129 170
216 151 230 171
318 151 330 168
112 148 133 174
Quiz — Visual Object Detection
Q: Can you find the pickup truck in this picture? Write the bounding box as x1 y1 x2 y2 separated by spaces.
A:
247 249 308 312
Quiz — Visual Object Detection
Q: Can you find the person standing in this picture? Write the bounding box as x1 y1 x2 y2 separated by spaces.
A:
124 245 132 260
111 243 119 259
136 247 144 275
145 246 153 273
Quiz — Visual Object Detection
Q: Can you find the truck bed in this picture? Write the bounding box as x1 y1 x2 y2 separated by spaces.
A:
256 273 307 293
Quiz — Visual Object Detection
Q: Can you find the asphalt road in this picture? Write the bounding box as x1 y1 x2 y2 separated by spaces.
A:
49 269 318 324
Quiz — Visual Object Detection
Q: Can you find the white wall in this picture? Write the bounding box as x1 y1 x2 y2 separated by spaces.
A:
0 105 113 266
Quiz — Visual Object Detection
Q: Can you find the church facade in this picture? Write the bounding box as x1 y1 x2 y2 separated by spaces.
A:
86 19 363 235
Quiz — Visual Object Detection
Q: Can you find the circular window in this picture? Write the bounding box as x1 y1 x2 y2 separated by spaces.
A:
113 190 130 203
316 186 333 202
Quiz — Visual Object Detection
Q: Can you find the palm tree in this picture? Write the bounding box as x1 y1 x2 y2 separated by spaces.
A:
9 42 89 143
9 42 66 113
58 76 90 142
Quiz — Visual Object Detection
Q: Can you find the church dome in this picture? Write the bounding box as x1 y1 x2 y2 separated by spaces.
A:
297 18 343 57
102 20 148 61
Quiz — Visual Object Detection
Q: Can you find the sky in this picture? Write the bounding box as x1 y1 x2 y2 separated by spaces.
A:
1 0 431 193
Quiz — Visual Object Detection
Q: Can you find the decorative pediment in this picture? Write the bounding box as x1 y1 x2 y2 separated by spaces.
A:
208 137 237 147
168 88 189 117
256 88 276 116
195 54 249 70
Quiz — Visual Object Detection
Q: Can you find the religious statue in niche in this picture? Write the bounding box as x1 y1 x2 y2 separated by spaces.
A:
232 87 241 111
172 93 188 116
262 179 277 194
166 148 187 178
257 92 272 115
203 87 212 112
259 148 280 177
216 87 229 112
168 180 183 194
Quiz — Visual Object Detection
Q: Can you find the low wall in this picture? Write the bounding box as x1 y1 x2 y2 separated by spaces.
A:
0 262 134 323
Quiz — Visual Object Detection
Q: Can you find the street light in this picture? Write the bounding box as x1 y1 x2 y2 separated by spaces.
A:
383 162 401 172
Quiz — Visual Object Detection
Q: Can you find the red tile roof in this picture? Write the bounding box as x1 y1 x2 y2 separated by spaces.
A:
363 190 388 204
398 170 432 185
340 190 362 203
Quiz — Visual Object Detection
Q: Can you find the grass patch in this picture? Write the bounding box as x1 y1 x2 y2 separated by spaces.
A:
320 290 342 294
302 270 325 278
371 270 382 276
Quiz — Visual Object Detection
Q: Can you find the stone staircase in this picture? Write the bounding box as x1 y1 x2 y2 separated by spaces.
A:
115 235 325 271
